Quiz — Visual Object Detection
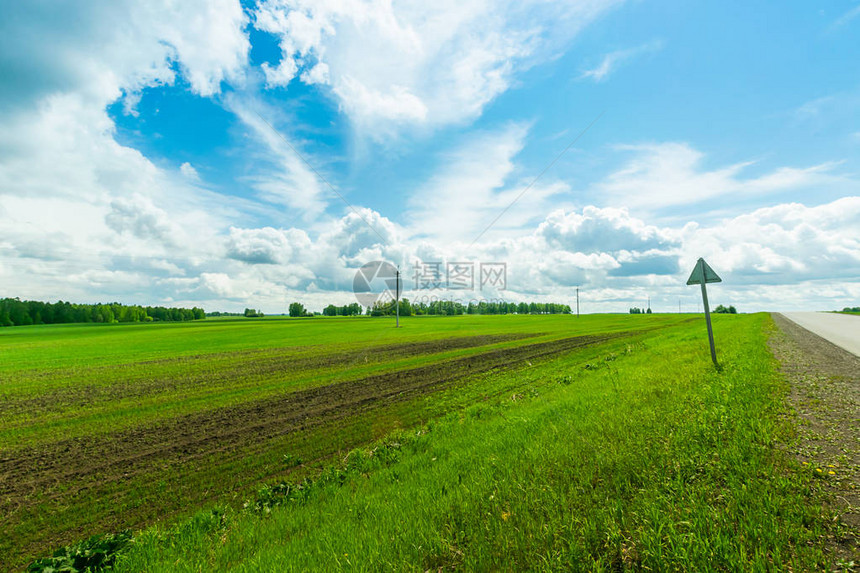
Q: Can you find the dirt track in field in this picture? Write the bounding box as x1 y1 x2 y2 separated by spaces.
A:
770 313 860 566
0 332 622 568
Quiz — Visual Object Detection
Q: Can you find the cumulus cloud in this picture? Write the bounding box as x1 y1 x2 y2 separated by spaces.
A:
180 162 200 181
536 206 678 254
0 1 253 305
106 195 178 246
683 197 860 285
0 0 248 113
226 226 311 264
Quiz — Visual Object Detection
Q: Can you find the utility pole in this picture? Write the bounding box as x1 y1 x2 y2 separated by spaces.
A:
395 267 401 328
678 298 681 313
576 287 580 317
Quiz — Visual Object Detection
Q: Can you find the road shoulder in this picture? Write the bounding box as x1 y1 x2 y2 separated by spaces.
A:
770 313 859 568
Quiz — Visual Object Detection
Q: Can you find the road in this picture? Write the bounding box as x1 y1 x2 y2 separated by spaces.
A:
780 312 860 357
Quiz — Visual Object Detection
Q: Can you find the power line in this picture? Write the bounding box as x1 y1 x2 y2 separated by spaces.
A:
468 111 605 248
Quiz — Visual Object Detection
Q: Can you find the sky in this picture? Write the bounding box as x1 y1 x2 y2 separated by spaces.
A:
0 0 858 314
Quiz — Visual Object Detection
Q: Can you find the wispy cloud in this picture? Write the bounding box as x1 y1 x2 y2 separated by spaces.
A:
830 3 860 30
792 91 860 126
404 123 571 245
225 95 329 219
794 95 838 119
595 142 848 212
580 40 663 82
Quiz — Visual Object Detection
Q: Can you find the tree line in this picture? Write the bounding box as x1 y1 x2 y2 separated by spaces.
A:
0 298 204 327
287 299 572 318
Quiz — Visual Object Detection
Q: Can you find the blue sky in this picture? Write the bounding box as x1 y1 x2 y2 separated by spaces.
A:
1 0 858 312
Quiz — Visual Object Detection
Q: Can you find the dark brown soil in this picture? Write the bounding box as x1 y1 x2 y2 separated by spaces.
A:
0 332 623 570
770 313 860 568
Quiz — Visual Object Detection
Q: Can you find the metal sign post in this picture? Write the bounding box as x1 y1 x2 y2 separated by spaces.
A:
686 257 722 367
395 267 401 328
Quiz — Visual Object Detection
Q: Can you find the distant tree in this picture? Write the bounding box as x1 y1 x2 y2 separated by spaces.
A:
288 302 307 317
713 304 737 314
646 307 652 314
323 304 338 317
0 298 201 326
398 298 412 317
0 307 11 327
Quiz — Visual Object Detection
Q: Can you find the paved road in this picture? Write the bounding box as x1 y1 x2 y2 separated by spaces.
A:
780 312 860 357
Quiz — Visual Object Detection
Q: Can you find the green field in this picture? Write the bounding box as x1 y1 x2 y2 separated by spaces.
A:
0 314 837 570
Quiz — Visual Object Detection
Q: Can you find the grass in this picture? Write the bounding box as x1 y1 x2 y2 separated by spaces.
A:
3 313 838 570
0 313 683 569
99 313 831 571
0 314 674 449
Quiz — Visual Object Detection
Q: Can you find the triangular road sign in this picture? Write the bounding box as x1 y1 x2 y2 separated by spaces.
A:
686 257 722 285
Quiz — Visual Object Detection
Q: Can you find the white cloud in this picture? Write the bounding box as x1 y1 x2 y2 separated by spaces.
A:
682 197 860 285
226 95 329 217
180 162 200 181
536 206 678 254
596 142 846 211
253 0 624 138
0 1 255 307
406 123 571 244
333 77 429 124
0 0 249 112
105 195 179 247
794 95 838 119
580 40 663 82
226 226 311 264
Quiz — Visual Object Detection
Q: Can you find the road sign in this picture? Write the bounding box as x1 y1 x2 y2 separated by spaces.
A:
687 257 721 367
686 258 722 285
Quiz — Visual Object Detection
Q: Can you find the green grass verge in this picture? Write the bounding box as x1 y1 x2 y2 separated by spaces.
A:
104 313 832 571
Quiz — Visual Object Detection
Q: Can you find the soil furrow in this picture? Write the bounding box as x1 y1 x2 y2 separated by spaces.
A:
0 334 612 501
0 333 539 416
